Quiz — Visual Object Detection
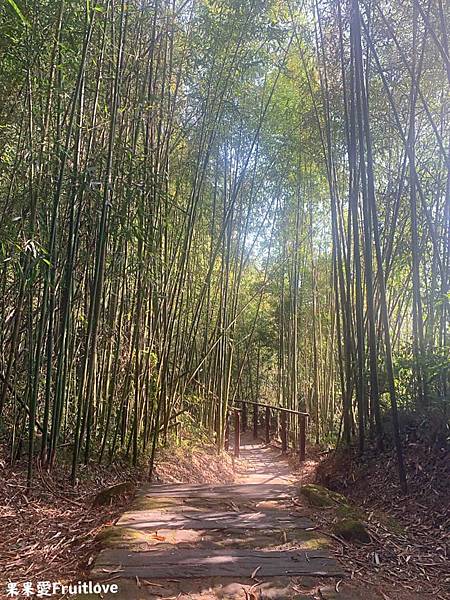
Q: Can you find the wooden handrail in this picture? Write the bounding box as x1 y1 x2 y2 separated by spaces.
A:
226 400 309 462
234 399 309 418
225 407 241 457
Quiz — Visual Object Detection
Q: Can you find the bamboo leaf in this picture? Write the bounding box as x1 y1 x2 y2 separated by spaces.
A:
5 0 29 26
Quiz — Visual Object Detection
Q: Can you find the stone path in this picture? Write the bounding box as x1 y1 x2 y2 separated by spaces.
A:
89 439 345 599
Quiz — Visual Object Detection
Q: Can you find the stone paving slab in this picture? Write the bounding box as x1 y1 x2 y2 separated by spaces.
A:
118 508 313 530
94 548 345 578
137 482 295 500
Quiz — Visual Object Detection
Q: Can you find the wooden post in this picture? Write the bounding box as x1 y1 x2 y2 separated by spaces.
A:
299 414 306 462
281 410 288 453
242 403 247 432
234 410 241 458
253 403 258 439
225 412 230 451
265 406 270 444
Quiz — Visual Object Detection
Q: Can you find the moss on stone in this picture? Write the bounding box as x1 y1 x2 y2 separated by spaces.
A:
293 529 328 547
332 518 371 543
302 535 330 550
300 484 346 508
92 482 134 506
96 526 152 547
336 502 364 520
374 511 406 535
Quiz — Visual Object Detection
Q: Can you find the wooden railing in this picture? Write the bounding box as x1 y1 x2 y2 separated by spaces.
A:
224 407 241 458
225 400 309 462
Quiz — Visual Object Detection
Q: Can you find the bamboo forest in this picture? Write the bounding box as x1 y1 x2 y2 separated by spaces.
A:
0 0 448 598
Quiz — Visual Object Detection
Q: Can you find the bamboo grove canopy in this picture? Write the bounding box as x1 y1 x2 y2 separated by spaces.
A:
0 0 448 492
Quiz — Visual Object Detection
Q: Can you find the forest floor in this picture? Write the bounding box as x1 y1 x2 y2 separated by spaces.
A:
0 436 448 600
315 438 449 599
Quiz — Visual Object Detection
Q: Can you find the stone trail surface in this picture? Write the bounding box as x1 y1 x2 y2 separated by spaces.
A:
87 438 348 599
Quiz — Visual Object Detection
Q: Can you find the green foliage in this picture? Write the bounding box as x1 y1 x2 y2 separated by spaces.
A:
0 0 447 488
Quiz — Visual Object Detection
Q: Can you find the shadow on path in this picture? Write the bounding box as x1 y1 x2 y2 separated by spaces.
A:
88 433 348 600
